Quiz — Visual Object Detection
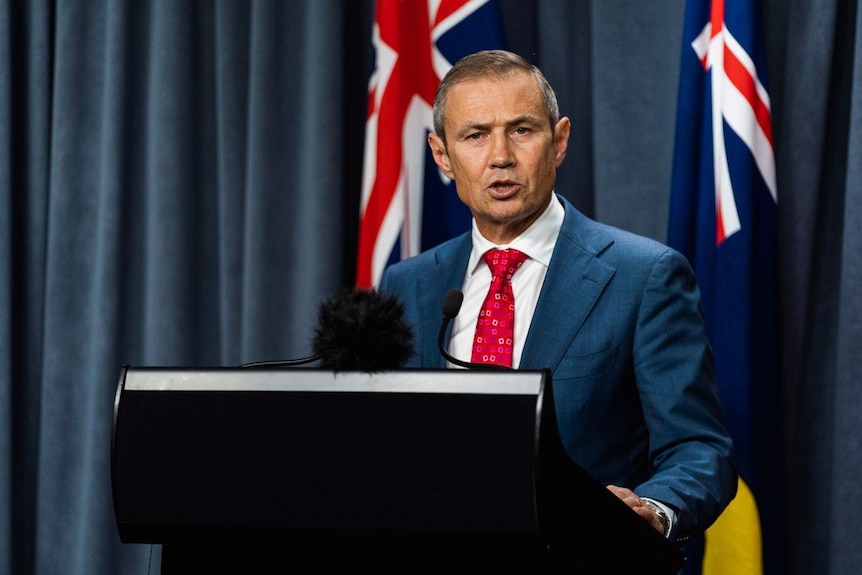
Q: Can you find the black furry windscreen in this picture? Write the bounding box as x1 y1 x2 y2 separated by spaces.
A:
312 288 415 371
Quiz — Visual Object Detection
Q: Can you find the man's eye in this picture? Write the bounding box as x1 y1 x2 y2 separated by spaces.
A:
512 127 530 135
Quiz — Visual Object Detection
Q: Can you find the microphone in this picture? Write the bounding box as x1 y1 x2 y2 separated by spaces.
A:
313 287 415 370
438 289 511 371
241 288 415 371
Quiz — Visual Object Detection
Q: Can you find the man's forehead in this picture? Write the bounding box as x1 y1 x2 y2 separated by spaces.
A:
448 71 536 95
445 76 545 124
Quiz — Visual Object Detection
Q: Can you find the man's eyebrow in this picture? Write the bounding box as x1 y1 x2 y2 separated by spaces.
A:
454 122 491 139
454 115 544 139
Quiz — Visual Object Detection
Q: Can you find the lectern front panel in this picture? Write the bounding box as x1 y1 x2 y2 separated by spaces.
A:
112 368 548 544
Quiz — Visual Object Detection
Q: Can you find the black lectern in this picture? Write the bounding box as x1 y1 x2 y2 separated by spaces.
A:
112 367 685 573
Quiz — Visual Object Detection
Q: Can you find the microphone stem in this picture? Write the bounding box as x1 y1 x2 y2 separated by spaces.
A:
437 316 509 371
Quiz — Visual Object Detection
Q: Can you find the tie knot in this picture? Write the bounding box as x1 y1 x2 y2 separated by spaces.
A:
484 248 528 281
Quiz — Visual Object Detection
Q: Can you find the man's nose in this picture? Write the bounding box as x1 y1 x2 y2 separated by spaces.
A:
489 134 515 168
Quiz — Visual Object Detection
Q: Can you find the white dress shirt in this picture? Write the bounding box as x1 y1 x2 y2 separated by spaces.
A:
447 195 564 368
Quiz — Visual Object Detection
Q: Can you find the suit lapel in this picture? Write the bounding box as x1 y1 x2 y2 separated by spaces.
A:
415 235 472 367
521 200 616 371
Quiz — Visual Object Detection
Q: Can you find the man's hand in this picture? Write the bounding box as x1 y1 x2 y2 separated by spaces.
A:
606 485 665 534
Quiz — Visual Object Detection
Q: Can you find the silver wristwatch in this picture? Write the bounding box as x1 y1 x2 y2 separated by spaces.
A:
643 499 671 537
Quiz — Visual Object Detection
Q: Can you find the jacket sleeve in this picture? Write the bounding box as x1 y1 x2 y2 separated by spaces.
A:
632 247 738 539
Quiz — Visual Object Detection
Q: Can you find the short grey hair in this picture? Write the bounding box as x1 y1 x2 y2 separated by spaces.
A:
432 50 560 144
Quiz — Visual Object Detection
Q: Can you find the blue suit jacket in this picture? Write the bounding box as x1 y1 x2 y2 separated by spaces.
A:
379 195 736 538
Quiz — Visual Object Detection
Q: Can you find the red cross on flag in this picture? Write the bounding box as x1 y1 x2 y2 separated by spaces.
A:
356 0 506 288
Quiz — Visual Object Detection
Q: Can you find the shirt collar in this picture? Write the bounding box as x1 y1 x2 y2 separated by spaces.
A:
468 193 565 275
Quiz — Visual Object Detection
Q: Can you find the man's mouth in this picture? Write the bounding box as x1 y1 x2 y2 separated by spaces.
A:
488 181 520 199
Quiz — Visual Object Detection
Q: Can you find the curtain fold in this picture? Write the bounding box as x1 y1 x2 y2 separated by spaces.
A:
774 0 861 571
0 2 13 571
213 0 251 364
824 2 862 572
3 2 56 574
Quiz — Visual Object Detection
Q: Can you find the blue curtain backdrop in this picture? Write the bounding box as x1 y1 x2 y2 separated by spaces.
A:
1 1 860 574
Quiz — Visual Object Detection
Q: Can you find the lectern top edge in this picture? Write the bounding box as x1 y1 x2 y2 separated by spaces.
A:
121 366 547 395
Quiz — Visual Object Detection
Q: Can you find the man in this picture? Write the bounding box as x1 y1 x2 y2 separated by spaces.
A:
378 50 736 543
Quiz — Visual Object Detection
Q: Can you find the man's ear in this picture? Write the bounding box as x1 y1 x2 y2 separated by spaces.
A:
428 132 454 178
554 117 572 167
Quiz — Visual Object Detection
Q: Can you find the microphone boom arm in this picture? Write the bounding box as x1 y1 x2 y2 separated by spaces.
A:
438 289 511 371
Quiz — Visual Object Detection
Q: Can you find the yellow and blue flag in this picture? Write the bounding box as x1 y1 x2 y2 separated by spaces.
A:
668 1 784 574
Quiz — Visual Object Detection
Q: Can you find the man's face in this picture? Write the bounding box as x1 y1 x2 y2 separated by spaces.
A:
428 72 570 244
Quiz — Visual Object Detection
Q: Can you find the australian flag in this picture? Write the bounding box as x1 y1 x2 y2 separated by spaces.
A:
356 0 506 288
668 1 784 574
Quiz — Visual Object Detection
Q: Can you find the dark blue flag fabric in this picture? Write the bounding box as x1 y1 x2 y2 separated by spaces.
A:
356 0 506 288
668 1 784 574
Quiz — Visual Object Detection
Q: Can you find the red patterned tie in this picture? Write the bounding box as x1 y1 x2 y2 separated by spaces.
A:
471 248 529 367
